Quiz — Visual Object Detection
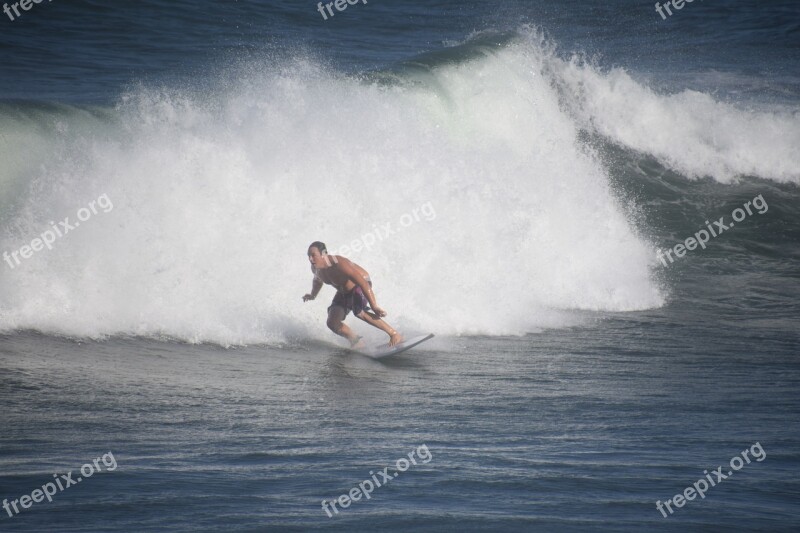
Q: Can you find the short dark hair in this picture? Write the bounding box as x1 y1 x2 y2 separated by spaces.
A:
308 241 327 254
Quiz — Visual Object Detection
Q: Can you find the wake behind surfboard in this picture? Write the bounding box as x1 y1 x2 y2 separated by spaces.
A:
356 333 434 359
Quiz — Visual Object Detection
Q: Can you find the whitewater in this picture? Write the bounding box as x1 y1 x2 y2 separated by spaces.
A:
1 31 798 345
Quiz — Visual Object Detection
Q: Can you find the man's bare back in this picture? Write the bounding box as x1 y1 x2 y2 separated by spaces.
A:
312 256 370 295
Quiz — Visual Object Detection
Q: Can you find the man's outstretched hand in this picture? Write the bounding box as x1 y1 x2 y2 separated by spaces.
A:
302 294 315 302
371 305 387 318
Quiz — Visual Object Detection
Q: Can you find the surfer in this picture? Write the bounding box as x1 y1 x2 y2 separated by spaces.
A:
303 241 403 348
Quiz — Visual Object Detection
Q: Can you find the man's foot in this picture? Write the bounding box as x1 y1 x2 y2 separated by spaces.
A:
350 336 366 350
388 331 403 346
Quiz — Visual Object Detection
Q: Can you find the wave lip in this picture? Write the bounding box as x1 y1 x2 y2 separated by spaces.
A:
554 53 800 184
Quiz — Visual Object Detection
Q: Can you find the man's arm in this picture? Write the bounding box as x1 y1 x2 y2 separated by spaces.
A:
303 275 324 302
337 261 384 315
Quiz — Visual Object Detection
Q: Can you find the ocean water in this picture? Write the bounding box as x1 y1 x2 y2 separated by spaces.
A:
1 0 799 531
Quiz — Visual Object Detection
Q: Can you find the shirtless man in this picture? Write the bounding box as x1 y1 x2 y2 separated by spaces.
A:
302 241 403 348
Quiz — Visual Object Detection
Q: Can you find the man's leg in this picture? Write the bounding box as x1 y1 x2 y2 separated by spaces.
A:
327 306 363 347
355 311 403 346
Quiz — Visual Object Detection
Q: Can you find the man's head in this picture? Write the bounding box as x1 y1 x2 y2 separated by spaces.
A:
308 241 329 268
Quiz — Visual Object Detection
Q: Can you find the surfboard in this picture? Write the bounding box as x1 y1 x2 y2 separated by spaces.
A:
357 333 434 359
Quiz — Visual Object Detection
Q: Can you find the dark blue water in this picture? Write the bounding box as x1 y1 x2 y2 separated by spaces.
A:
2 1 798 103
1 1 799 531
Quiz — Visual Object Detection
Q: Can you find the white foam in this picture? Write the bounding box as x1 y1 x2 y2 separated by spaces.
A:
0 45 675 343
555 52 800 183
